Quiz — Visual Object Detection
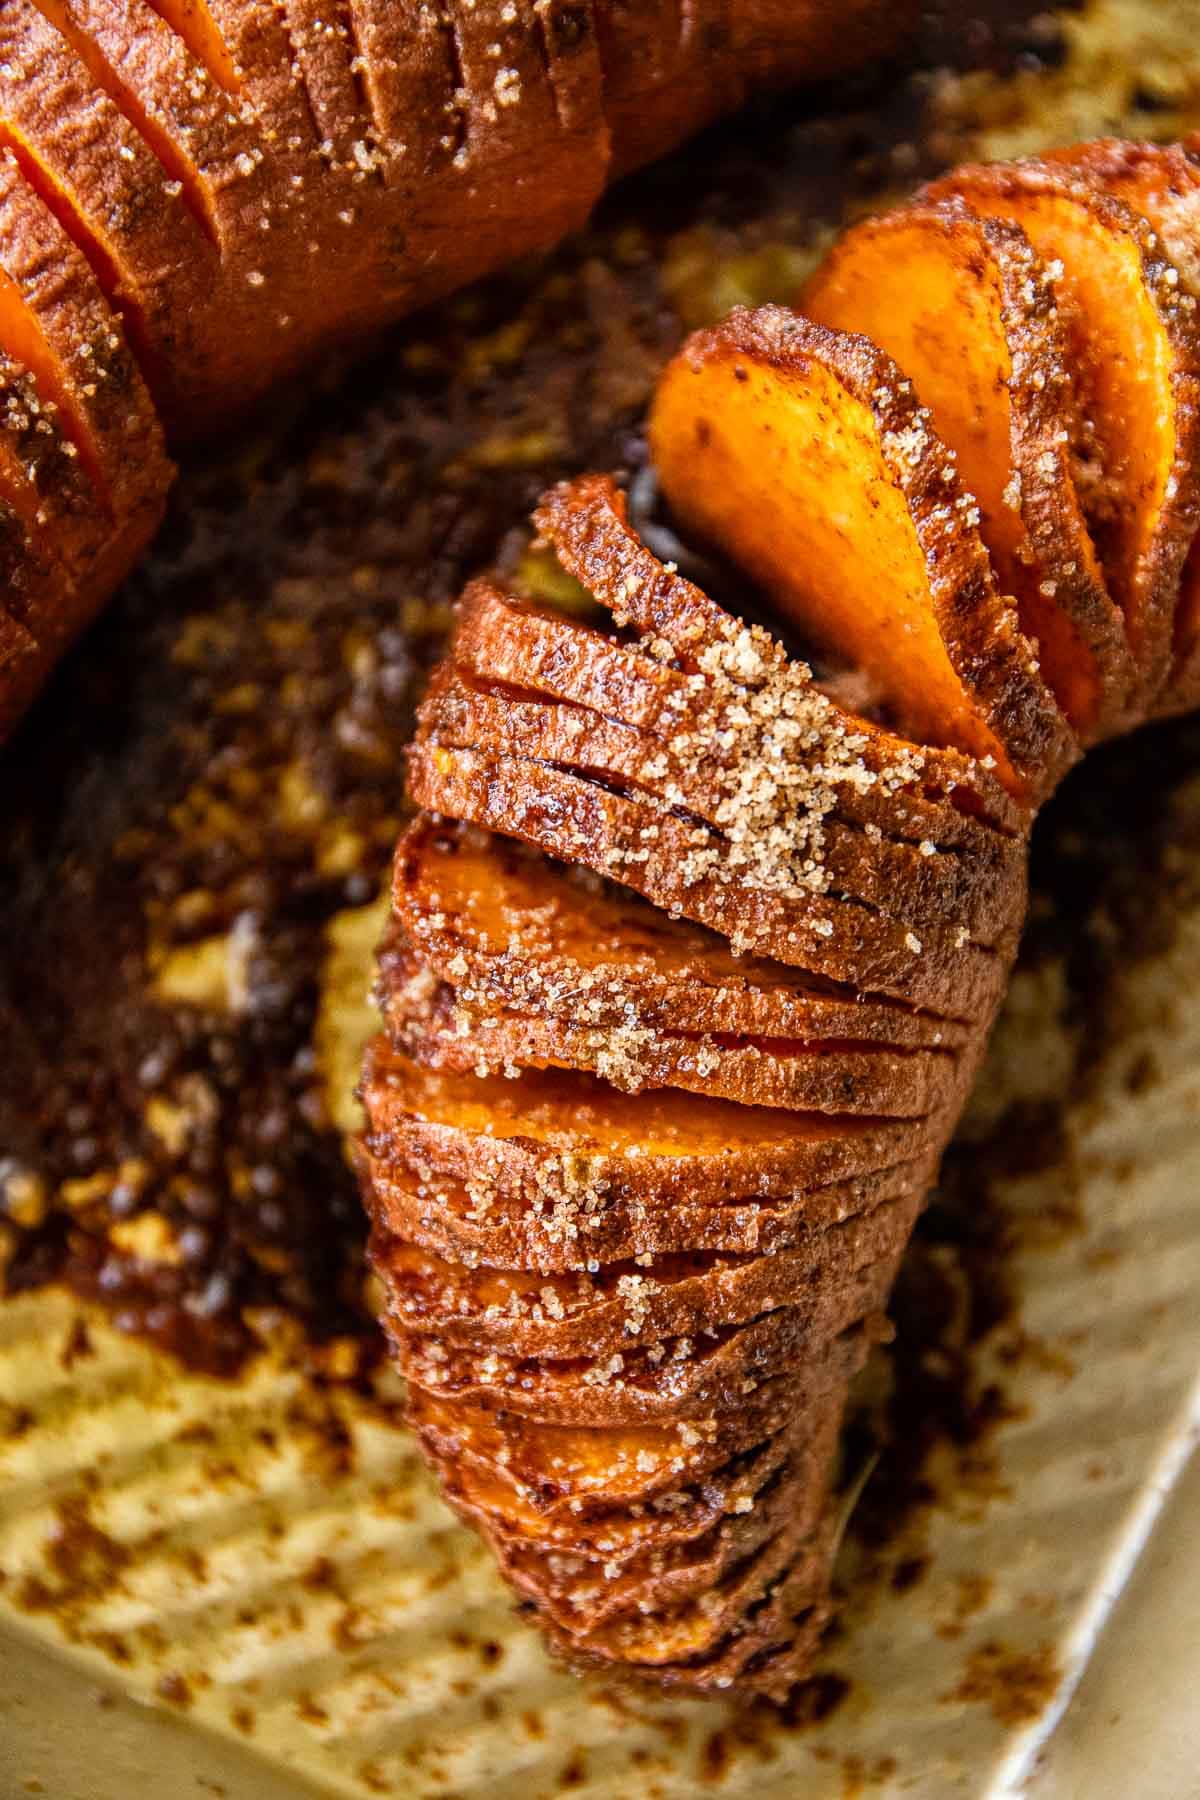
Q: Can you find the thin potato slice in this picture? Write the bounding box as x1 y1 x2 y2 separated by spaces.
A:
361 1039 938 1208
0 0 213 413
397 1268 898 1427
143 0 241 91
408 1371 838 1517
927 156 1200 702
803 198 1134 735
0 150 169 521
1044 140 1200 711
380 945 965 1119
648 307 1074 798
419 665 1023 944
280 0 369 151
408 740 1012 1020
454 578 1029 847
393 819 973 1051
361 1139 935 1271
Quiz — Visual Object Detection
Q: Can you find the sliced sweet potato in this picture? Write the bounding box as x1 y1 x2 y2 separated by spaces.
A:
1043 141 1200 709
361 1135 935 1273
393 819 972 1051
343 0 458 168
648 307 1074 798
31 0 233 242
802 198 1134 735
497 1470 803 1636
450 1424 803 1563
143 0 241 91
398 1294 891 1426
927 157 1200 702
406 1371 838 1516
361 1038 937 1212
544 1511 829 1670
408 740 1012 1020
419 665 1024 945
280 0 369 151
0 1 211 411
373 1186 922 1357
452 577 1029 845
0 149 169 513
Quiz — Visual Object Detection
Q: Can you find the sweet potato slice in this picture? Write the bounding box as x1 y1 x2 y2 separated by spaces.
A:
143 0 241 91
381 944 964 1119
927 157 1200 701
452 577 1029 846
802 199 1134 735
499 1475 802 1636
0 2 210 411
393 819 972 1051
408 741 1011 1020
1044 141 1200 708
399 1295 890 1426
373 1185 922 1358
419 666 1023 945
406 1372 840 1516
449 1423 803 1564
280 0 369 151
361 1136 935 1272
361 1038 937 1212
343 0 458 168
648 307 1074 798
0 151 169 512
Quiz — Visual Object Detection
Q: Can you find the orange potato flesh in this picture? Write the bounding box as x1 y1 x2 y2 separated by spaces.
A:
143 0 241 91
30 0 219 240
928 161 1200 695
652 350 986 756
1047 141 1200 687
803 202 1130 733
649 308 1070 796
0 252 105 501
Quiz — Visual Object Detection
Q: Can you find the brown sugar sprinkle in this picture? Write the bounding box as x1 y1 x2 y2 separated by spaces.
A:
587 601 929 908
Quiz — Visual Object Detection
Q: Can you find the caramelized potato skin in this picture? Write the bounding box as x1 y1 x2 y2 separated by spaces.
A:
0 0 909 737
365 129 1200 1681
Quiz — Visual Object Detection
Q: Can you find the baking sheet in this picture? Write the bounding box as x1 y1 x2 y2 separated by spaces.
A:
3 1 1200 1794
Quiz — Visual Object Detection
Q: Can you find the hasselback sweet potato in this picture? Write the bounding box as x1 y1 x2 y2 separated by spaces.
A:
0 0 910 737
364 136 1200 1698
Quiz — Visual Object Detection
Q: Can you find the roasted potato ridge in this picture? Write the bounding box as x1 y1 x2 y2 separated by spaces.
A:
397 1267 898 1426
408 742 1013 1019
0 149 169 520
406 1371 840 1514
542 1506 832 1672
803 198 1135 737
418 667 1025 944
496 1446 826 1637
1043 141 1200 710
373 1187 922 1357
392 820 974 1051
383 964 966 1119
361 1038 942 1209
278 0 369 153
648 308 1074 799
452 581 1029 846
927 156 1200 705
361 1137 935 1271
451 1425 802 1559
0 0 215 417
